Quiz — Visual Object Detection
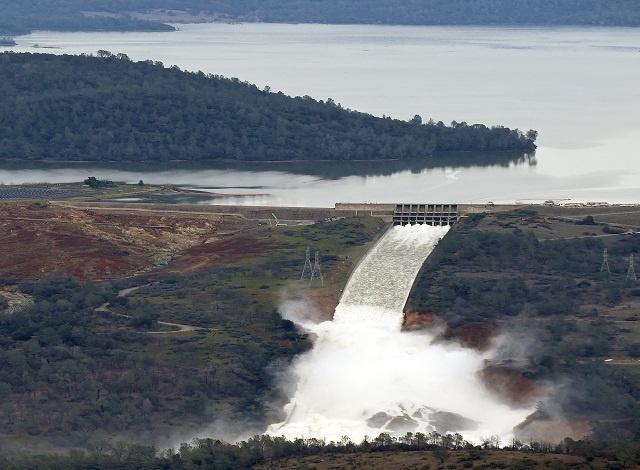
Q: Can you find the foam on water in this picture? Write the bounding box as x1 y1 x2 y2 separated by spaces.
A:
268 224 534 443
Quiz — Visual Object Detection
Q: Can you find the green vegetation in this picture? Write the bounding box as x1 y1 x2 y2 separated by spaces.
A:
1 431 637 468
3 205 640 464
83 176 114 189
0 216 386 451
0 3 174 36
0 52 536 163
407 209 640 438
198 0 640 26
1 0 638 35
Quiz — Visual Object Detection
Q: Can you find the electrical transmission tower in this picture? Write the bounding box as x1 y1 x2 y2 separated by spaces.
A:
601 248 610 273
301 247 312 281
310 251 324 286
300 248 324 285
627 254 637 282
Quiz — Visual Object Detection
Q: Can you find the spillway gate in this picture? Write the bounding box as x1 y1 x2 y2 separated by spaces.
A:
393 203 458 226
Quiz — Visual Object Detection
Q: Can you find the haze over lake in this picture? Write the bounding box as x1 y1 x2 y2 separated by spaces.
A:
4 23 640 205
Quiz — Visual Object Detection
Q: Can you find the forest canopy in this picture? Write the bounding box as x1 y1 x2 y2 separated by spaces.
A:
0 0 638 36
0 52 536 163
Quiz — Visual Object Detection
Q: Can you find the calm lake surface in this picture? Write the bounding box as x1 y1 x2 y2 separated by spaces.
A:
4 24 640 206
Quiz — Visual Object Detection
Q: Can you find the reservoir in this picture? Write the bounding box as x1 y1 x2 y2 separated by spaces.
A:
3 24 640 205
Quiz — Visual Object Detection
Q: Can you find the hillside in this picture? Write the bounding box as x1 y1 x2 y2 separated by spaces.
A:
0 442 631 469
0 201 387 453
407 206 640 442
1 0 638 35
0 53 535 163
2 200 640 465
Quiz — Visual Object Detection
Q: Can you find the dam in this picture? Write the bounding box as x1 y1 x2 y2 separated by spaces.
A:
392 203 458 226
334 203 458 226
55 201 479 226
268 223 533 443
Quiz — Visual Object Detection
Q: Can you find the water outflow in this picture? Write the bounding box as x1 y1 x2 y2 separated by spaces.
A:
268 224 533 443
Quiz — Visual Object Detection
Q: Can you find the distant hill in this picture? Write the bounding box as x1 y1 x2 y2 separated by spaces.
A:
0 52 536 163
1 0 638 36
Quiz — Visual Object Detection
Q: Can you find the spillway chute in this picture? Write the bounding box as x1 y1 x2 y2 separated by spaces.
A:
268 224 534 444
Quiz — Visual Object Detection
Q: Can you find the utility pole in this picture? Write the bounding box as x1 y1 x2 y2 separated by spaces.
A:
301 247 312 281
310 251 324 286
301 248 324 285
601 248 610 274
627 254 637 282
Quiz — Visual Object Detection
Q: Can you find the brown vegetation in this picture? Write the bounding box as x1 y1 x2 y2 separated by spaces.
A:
0 203 241 280
252 449 606 469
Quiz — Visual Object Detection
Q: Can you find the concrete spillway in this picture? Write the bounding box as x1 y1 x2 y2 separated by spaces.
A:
392 203 458 226
334 224 450 326
268 224 534 443
335 202 459 226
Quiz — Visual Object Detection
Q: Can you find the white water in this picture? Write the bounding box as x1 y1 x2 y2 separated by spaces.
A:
269 224 534 443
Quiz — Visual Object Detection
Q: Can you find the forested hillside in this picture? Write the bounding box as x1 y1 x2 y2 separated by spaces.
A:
1 0 638 36
2 207 640 467
407 210 640 442
0 52 536 163
0 206 388 452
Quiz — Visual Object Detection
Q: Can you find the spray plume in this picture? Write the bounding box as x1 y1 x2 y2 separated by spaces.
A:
268 224 534 443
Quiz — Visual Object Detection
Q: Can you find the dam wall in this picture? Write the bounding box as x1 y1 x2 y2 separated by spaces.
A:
392 203 458 226
335 203 458 226
53 201 350 222
57 201 488 225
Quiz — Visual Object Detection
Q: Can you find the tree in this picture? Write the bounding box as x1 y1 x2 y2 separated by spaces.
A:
432 446 450 464
0 53 537 163
84 176 99 188
373 432 394 449
578 215 596 225
83 176 113 188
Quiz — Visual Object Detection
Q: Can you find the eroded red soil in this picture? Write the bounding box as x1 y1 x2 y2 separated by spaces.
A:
441 322 498 351
0 204 240 280
161 233 279 273
481 366 542 408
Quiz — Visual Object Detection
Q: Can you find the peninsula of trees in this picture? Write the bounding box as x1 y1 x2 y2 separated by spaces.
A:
0 52 536 163
1 0 638 36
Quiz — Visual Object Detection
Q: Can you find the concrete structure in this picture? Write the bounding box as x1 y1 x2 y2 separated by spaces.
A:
334 203 458 226
392 203 458 226
58 201 462 226
334 203 396 221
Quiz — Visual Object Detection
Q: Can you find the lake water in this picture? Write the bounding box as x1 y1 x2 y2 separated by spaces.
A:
4 24 640 206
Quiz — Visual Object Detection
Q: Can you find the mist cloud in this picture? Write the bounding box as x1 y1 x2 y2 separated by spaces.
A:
268 225 536 443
